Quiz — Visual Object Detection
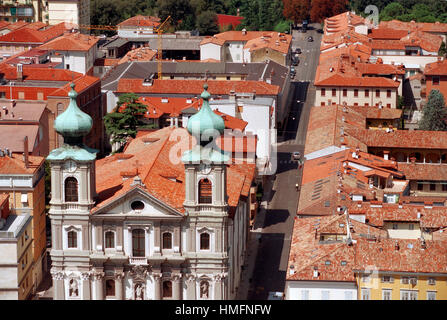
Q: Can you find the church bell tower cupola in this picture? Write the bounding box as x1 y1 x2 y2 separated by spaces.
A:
182 84 230 214
47 83 98 213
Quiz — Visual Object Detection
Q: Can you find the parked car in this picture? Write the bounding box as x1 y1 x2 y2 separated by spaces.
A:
292 56 300 66
292 151 301 160
307 36 313 42
295 48 302 54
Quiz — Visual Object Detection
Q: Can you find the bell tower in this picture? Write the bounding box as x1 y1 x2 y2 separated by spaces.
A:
182 84 229 214
47 83 98 300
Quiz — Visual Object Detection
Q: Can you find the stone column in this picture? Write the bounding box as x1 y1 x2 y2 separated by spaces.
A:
214 273 227 300
114 272 124 300
81 273 91 300
116 224 123 252
93 272 104 300
152 273 162 300
154 222 160 254
172 274 183 300
51 271 65 300
96 223 103 252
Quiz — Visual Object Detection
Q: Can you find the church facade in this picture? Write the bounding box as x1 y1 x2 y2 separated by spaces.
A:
47 83 256 300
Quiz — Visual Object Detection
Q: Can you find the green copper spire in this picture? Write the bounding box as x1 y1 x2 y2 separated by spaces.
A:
53 83 93 145
187 83 225 146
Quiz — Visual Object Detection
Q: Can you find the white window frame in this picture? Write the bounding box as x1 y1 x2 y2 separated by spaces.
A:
63 225 82 250
161 230 174 252
427 291 436 300
382 289 392 300
196 227 215 252
361 288 370 300
401 289 418 300
428 277 436 285
104 230 116 250
301 289 309 300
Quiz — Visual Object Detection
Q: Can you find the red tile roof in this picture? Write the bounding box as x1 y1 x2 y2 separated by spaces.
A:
315 73 400 88
398 163 447 181
0 22 67 44
93 126 256 215
244 33 292 55
39 32 99 52
425 59 447 76
0 152 44 174
0 64 83 82
48 74 100 96
116 79 280 96
369 28 408 40
118 15 160 28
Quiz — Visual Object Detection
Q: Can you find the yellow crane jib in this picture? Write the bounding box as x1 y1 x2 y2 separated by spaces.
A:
155 16 172 79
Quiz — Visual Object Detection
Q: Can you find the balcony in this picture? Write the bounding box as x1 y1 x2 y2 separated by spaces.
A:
129 256 147 265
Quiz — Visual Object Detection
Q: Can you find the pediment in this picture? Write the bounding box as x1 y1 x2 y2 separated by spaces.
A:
92 186 183 218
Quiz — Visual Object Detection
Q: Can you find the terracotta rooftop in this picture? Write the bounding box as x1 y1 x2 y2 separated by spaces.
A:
314 73 400 88
49 74 100 96
380 20 447 35
425 59 447 76
0 151 44 174
324 11 366 35
118 15 160 28
39 32 99 52
93 126 256 215
243 33 292 55
369 28 409 40
398 163 447 181
118 46 157 64
116 79 280 96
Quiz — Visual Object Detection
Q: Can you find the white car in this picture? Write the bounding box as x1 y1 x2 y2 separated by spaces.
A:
268 291 284 300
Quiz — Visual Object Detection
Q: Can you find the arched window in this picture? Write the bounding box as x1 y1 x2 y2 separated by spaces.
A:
162 232 172 249
67 230 77 248
200 233 210 250
132 229 145 257
106 279 115 297
198 179 212 204
65 177 78 202
105 231 115 248
162 281 172 298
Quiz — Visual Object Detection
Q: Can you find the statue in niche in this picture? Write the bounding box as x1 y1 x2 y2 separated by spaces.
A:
135 283 144 300
69 279 79 297
200 280 209 299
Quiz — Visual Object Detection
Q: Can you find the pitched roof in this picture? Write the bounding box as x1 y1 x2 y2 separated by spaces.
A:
39 32 99 51
425 59 447 76
369 28 408 40
214 31 276 42
0 64 83 82
314 73 400 88
117 15 160 28
48 74 100 96
0 152 44 175
243 33 292 55
0 22 67 44
398 163 447 181
324 11 366 34
116 79 280 96
93 126 256 215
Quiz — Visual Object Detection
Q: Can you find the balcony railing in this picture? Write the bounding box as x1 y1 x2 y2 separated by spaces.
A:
129 256 147 265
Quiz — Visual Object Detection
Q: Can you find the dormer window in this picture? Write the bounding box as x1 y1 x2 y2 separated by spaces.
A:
65 177 78 202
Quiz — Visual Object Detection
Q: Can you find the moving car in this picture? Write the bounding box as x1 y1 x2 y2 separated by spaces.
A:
295 48 302 54
307 36 313 42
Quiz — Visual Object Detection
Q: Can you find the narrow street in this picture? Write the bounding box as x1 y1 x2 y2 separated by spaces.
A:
241 24 322 300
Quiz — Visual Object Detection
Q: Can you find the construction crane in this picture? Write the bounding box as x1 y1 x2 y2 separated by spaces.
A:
154 15 171 79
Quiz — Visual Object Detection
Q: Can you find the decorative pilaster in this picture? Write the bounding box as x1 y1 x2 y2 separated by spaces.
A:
51 271 65 300
93 272 104 300
81 272 91 300
114 272 125 300
172 273 183 300
152 273 162 300
185 274 196 300
213 273 227 300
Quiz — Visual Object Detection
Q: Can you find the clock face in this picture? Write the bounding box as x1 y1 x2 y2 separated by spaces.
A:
199 163 212 175
65 160 77 173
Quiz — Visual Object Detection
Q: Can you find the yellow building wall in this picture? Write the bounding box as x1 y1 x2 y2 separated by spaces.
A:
357 273 447 300
251 47 287 66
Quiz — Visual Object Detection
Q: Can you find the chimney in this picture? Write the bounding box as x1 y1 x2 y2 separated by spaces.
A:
23 136 29 168
242 28 247 36
17 63 23 82
229 90 236 102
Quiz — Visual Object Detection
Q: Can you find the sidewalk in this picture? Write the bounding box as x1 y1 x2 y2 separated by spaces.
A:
236 175 274 300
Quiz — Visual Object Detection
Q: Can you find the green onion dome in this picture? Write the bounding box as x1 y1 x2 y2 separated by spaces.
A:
187 83 225 145
54 83 93 144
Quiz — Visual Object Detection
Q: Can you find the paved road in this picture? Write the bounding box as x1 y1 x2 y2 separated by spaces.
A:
245 25 322 300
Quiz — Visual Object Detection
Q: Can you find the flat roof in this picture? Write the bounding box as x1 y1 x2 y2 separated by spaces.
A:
0 213 31 239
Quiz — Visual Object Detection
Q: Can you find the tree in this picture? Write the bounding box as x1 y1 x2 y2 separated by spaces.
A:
196 11 220 35
310 0 348 23
439 42 447 58
380 2 405 21
419 90 447 131
283 0 310 25
104 93 147 147
156 0 194 29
